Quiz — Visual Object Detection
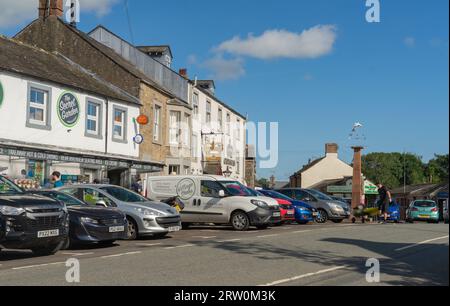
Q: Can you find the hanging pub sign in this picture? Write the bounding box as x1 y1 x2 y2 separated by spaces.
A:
57 91 80 127
0 80 4 108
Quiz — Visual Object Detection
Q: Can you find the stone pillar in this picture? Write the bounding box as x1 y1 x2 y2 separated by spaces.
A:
352 146 364 209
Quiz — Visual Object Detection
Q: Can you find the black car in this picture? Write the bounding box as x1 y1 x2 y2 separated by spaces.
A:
29 190 128 248
0 176 69 255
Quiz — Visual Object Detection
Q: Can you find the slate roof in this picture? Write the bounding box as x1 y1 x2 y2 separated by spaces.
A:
0 35 141 105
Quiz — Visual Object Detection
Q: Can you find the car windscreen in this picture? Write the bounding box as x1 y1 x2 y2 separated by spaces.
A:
47 192 86 207
306 189 333 201
101 186 148 203
0 177 24 195
220 181 254 197
414 201 436 208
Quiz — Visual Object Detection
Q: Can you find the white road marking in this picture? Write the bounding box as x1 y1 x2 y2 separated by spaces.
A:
61 252 94 256
12 262 66 270
261 266 348 286
257 234 280 238
193 236 217 239
395 236 449 252
164 244 195 250
135 243 163 247
290 230 313 234
218 239 242 243
100 251 141 259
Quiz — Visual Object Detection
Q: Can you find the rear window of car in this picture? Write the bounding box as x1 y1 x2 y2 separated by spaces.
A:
414 201 436 207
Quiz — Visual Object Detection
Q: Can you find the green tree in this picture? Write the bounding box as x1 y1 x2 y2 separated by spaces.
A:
255 178 270 189
362 152 427 189
426 154 449 183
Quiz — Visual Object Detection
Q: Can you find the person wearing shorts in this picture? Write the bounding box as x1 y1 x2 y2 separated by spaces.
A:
377 183 392 223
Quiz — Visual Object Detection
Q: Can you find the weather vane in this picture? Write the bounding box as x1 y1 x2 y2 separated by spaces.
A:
348 122 367 147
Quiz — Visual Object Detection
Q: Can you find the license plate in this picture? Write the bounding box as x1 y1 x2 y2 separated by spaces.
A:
287 210 295 215
273 212 281 217
419 215 430 218
109 226 125 233
168 226 181 232
37 229 59 238
312 212 319 216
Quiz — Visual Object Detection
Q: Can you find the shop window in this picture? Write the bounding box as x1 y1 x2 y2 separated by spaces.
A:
169 165 180 175
85 99 102 138
112 106 127 143
27 84 51 130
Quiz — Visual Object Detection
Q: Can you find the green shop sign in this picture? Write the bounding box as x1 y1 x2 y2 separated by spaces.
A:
57 91 80 127
0 81 4 108
327 182 379 195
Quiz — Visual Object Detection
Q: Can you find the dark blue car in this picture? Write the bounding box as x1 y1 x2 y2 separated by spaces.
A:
259 190 317 224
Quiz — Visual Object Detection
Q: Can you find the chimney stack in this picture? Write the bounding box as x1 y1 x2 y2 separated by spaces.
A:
179 68 188 79
39 0 63 18
325 143 338 157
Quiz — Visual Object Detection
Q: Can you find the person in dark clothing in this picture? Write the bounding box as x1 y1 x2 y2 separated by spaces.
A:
131 177 143 195
376 183 392 223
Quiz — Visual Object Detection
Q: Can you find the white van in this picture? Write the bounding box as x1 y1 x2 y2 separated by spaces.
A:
146 175 280 231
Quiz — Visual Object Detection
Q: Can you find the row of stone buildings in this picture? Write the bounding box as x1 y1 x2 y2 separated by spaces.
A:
0 0 251 189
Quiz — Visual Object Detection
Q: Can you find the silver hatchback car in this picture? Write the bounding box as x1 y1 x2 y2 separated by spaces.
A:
58 184 181 240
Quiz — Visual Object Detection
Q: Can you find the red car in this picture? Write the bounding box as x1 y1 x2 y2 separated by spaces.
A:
274 198 296 224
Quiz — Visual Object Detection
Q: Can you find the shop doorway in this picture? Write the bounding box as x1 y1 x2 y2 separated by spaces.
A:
107 169 129 187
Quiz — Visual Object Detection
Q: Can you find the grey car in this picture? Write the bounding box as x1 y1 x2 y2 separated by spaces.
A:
58 184 181 240
276 188 351 223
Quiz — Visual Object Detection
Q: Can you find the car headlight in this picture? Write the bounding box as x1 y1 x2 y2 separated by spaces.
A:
0 205 26 216
251 200 269 209
329 203 344 211
134 207 164 217
80 217 99 224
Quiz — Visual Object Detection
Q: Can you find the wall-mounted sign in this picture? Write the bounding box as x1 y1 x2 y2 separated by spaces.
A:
0 81 4 108
136 115 149 125
57 92 80 127
133 134 144 145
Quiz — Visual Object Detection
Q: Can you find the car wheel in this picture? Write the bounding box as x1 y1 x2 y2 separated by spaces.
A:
256 224 269 230
152 233 168 239
126 217 138 240
230 211 250 231
315 209 328 224
31 242 63 256
332 219 344 224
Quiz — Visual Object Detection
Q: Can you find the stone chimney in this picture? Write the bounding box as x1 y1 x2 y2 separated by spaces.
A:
39 0 63 18
179 68 188 79
325 143 339 158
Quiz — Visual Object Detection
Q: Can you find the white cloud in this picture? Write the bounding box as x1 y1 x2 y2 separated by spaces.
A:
404 36 416 47
216 25 337 60
202 55 245 81
0 0 118 29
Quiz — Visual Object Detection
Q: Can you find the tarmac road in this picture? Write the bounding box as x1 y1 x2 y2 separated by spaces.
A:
0 222 448 286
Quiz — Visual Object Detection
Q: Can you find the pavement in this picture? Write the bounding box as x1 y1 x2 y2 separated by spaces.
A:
0 222 448 286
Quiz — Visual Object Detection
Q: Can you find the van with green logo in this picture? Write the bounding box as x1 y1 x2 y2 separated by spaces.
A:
146 175 277 231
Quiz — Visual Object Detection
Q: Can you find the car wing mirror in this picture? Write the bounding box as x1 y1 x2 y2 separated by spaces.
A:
96 200 108 208
218 190 226 198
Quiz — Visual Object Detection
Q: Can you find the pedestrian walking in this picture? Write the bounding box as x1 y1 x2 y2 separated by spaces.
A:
132 177 143 195
376 182 392 223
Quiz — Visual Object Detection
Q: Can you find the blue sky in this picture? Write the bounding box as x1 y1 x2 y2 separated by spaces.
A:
1 0 448 180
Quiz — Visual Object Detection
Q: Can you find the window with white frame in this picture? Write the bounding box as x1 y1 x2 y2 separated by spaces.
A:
192 92 199 115
153 105 161 142
206 101 211 124
183 113 191 147
169 165 180 175
28 87 49 127
236 118 241 140
218 108 223 131
169 111 181 145
226 113 231 135
112 107 127 142
86 100 101 137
